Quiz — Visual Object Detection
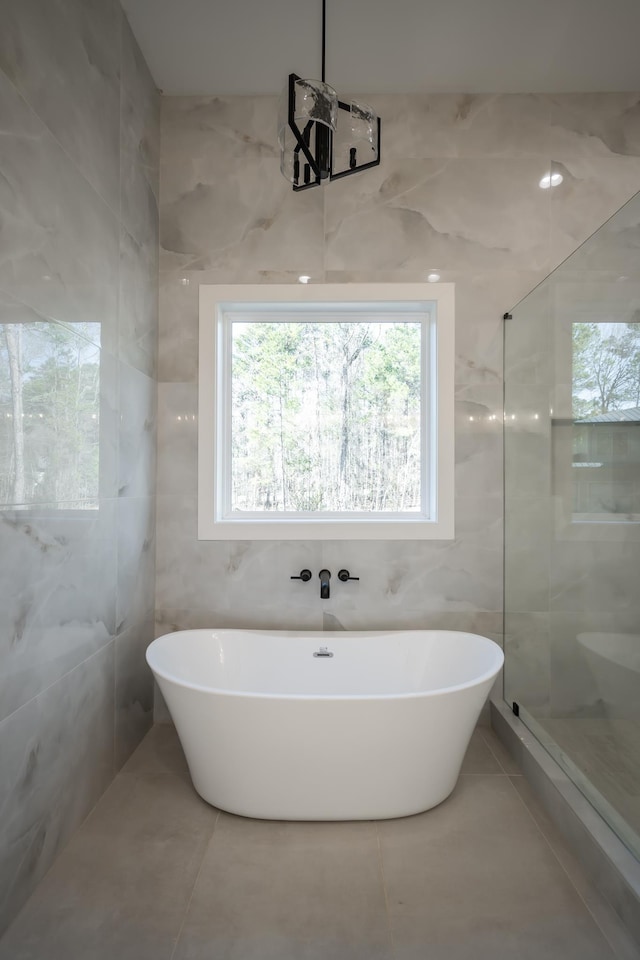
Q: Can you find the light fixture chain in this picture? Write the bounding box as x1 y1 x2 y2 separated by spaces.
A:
321 0 326 83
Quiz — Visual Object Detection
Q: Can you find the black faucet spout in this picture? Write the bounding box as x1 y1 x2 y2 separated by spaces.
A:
319 569 331 599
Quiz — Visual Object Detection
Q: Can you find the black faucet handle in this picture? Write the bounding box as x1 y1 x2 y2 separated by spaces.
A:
337 569 359 582
291 569 312 582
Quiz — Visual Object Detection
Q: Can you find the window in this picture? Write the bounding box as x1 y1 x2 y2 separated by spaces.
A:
198 284 454 539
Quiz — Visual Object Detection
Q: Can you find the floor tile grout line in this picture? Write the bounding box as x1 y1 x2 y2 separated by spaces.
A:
479 726 516 775
503 774 624 958
375 824 397 960
169 809 220 960
459 772 513 777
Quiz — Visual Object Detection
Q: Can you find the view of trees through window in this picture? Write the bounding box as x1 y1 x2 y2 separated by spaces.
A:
571 321 640 517
0 323 101 507
230 319 423 513
572 321 640 418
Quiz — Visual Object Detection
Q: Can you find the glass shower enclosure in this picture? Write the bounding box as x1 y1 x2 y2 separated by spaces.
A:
504 190 640 860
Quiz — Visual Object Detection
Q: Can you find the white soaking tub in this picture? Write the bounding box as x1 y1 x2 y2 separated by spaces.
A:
146 629 503 821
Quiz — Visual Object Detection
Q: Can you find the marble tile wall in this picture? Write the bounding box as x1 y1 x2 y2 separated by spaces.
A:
156 93 640 682
0 2 159 936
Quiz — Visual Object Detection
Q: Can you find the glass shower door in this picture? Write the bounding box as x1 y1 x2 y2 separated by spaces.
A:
504 190 640 860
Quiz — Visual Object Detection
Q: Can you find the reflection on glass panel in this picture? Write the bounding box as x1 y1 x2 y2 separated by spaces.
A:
571 321 640 520
505 187 640 862
0 323 101 506
231 321 422 513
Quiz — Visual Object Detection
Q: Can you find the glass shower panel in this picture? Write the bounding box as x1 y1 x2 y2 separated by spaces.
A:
504 190 640 860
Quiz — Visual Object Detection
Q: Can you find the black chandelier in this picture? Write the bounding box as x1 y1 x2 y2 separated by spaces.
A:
278 0 381 191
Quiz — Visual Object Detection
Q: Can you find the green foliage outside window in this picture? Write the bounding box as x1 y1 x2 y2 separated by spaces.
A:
231 320 422 513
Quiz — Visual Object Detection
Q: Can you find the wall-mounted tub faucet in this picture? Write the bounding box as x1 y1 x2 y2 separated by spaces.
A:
319 569 331 599
291 569 358 599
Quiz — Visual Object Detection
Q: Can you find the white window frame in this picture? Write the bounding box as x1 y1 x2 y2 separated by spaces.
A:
198 284 454 540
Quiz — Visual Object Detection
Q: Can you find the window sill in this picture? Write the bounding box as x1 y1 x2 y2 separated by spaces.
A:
198 517 454 540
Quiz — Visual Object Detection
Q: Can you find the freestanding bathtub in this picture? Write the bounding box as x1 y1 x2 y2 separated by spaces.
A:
146 629 503 821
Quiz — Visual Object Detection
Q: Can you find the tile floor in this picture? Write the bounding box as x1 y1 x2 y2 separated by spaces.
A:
1 723 638 960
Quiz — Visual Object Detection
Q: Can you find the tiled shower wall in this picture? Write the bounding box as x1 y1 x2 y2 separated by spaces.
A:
157 93 640 644
0 1 159 934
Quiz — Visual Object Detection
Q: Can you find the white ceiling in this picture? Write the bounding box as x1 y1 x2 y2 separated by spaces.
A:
121 0 640 96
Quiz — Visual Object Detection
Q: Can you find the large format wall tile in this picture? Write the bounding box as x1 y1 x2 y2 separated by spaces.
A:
0 643 115 934
115 620 154 768
547 94 640 159
550 156 640 266
549 540 640 615
121 14 160 195
504 384 553 500
455 384 503 500
548 181 640 282
319 497 503 630
161 95 280 179
158 270 201 383
155 495 323 627
161 160 324 274
0 502 117 723
0 72 119 350
117 497 156 633
160 97 323 275
452 273 507 387
325 158 553 274
118 362 157 498
365 92 640 167
156 382 198 497
120 19 160 251
504 612 551 714
0 0 121 211
118 227 159 379
158 267 309 383
504 281 554 387
121 120 159 251
504 498 551 613
372 93 553 160
0 2 159 935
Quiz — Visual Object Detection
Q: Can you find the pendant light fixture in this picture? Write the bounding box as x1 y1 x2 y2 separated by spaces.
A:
278 0 381 191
